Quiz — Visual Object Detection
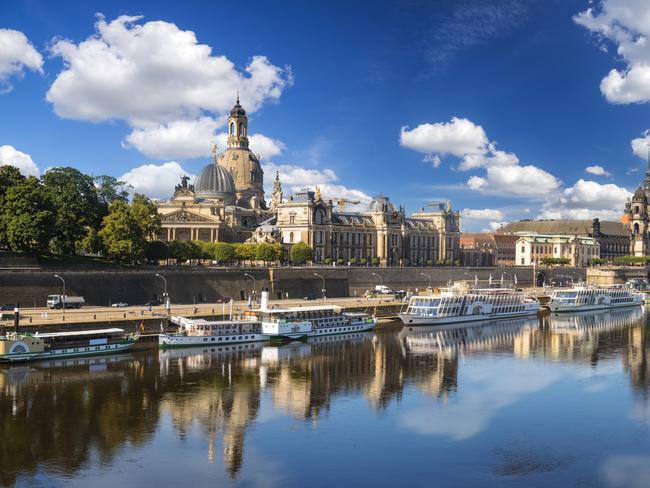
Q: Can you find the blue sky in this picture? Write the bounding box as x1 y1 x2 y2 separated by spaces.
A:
1 0 650 231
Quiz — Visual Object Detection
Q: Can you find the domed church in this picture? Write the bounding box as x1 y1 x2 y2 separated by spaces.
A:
155 97 268 243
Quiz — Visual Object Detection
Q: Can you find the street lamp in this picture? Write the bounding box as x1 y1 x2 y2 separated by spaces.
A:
314 273 326 302
244 273 256 303
420 272 432 290
53 274 65 311
371 272 383 293
155 273 169 311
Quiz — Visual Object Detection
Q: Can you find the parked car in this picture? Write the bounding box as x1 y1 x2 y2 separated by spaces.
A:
145 299 162 307
111 302 129 308
302 294 317 300
215 297 232 303
0 304 15 311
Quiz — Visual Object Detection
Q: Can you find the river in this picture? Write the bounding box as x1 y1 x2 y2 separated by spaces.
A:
2 309 650 487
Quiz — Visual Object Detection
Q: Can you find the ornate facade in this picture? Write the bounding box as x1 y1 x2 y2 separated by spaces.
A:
155 98 461 264
624 153 650 256
272 190 460 266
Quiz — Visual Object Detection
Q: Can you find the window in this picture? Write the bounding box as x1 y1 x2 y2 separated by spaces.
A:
521 258 525 265
289 232 294 243
239 122 244 136
289 213 295 225
634 223 640 235
230 122 234 136
521 246 525 253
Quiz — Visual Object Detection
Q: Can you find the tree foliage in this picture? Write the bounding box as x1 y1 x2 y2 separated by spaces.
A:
290 242 314 264
42 167 103 255
0 165 26 248
94 175 130 207
145 240 170 262
212 242 235 263
540 257 571 266
1 177 55 253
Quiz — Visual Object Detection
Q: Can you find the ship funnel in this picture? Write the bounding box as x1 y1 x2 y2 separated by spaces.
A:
260 291 269 310
13 303 19 333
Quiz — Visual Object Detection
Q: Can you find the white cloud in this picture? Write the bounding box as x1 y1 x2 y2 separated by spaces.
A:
539 179 631 220
585 165 611 176
0 29 43 93
47 15 291 126
262 162 372 210
575 1 650 103
602 455 650 488
0 145 40 176
461 208 504 221
467 165 561 196
631 130 650 159
123 116 285 160
400 117 488 162
119 161 194 200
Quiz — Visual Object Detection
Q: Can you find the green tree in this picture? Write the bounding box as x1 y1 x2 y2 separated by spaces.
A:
78 227 105 255
145 240 170 263
212 242 235 264
0 165 26 247
234 243 257 264
42 167 103 255
98 200 142 263
167 240 192 264
94 175 130 208
256 243 280 264
1 177 55 253
130 194 161 238
290 242 313 264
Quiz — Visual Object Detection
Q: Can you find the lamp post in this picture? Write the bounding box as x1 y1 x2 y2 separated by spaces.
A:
314 273 326 302
420 272 432 290
53 274 65 311
155 273 169 312
244 273 256 303
371 272 383 294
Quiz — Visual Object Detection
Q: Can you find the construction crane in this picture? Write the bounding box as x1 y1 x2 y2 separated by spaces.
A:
337 197 361 212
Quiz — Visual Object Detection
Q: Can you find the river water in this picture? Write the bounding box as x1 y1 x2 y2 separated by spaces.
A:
3 309 650 487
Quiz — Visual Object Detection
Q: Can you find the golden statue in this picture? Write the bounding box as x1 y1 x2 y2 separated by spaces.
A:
315 185 322 201
212 143 218 163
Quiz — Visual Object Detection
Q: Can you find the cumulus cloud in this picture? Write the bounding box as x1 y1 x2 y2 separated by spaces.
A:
0 145 40 176
461 208 507 232
575 1 650 104
461 208 504 221
262 162 372 210
467 165 561 196
119 161 194 200
123 116 285 160
46 14 291 158
0 29 43 93
47 15 291 126
400 117 488 161
539 179 631 220
631 130 650 159
585 165 611 176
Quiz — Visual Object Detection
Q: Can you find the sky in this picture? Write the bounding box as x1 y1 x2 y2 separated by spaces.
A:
1 0 650 231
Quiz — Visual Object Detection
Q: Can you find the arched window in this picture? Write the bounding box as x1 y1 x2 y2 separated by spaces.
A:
634 223 640 235
239 123 244 136
289 232 294 243
230 122 235 136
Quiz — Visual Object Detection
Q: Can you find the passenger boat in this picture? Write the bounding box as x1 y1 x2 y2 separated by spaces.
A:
547 285 644 312
251 292 377 340
398 281 539 326
0 328 138 363
158 316 267 348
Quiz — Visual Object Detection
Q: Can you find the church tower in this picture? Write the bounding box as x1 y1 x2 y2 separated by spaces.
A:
218 95 265 209
270 171 283 210
626 144 650 256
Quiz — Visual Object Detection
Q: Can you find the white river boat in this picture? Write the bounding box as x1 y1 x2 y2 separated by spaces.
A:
548 285 644 313
399 282 539 326
159 316 266 348
0 328 138 363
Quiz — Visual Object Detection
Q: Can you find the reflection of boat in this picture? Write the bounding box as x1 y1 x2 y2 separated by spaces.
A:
0 328 139 363
261 332 375 364
158 341 265 361
548 307 643 335
548 285 644 312
399 282 539 326
160 316 266 348
400 317 538 355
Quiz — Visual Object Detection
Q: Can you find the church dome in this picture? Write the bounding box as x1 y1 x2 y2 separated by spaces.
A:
194 162 236 201
368 195 395 213
634 187 646 201
230 99 246 117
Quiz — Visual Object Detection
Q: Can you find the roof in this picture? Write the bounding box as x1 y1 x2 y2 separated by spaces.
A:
498 219 629 237
35 328 125 338
460 233 496 246
516 234 599 245
194 162 235 200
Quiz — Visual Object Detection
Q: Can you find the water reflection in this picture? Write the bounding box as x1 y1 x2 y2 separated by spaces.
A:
1 308 650 486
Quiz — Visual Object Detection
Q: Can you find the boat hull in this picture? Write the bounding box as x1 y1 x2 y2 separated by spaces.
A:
548 301 643 313
398 309 538 327
159 333 268 348
0 339 137 363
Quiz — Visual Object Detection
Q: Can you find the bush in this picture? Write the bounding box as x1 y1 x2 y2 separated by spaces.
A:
337 257 344 265
349 257 357 266
372 257 380 266
256 242 281 263
145 240 170 263
211 242 235 264
613 255 650 266
360 257 368 265
324 256 332 265
589 257 608 266
426 259 433 266
290 242 314 264
541 257 571 266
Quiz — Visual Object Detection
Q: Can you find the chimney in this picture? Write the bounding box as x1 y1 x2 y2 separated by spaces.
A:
260 291 269 311
13 303 19 334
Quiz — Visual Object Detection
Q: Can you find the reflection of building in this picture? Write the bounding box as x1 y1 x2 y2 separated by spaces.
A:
499 219 629 260
274 194 460 266
515 233 599 266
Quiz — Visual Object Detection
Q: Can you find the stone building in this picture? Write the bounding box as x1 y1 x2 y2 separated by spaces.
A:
624 154 650 256
156 98 268 243
515 233 600 266
498 219 629 260
272 190 460 266
459 233 496 267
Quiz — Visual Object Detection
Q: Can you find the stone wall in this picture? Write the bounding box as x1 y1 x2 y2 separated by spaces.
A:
586 267 648 285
